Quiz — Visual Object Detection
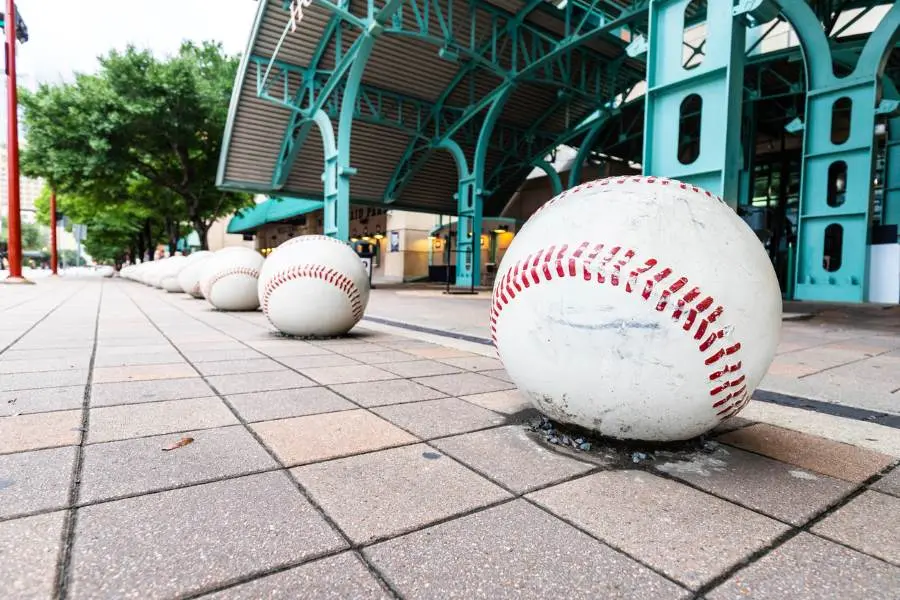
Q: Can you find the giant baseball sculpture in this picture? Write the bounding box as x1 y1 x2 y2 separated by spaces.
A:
201 247 264 311
258 235 370 337
491 176 782 442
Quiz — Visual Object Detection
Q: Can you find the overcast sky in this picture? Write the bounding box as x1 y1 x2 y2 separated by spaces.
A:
14 0 258 89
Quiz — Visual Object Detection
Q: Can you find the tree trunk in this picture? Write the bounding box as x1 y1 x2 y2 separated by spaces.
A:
143 220 154 261
192 220 210 251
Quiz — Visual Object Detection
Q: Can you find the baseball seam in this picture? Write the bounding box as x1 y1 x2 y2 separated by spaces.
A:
490 243 749 419
261 264 363 325
205 267 260 300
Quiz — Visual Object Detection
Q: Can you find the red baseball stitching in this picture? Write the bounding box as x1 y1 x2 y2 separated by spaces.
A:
203 267 260 300
261 264 363 325
491 244 748 420
277 235 348 251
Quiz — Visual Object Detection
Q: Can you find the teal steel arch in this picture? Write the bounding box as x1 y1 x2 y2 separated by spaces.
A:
784 2 899 302
533 158 563 197
884 79 900 228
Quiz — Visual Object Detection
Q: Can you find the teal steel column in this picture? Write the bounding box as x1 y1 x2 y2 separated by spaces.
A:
312 109 341 238
738 101 758 208
455 90 513 288
568 119 606 188
332 0 405 241
641 0 751 207
791 3 899 302
883 80 900 229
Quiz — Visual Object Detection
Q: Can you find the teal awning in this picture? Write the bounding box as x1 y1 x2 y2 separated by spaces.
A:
227 197 324 234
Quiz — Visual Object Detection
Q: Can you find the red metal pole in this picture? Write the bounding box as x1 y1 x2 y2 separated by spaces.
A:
4 0 24 281
49 186 58 275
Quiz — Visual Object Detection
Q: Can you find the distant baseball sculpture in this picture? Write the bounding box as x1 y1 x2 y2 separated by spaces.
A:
160 256 188 292
201 247 264 311
491 176 782 442
177 251 213 298
258 235 370 337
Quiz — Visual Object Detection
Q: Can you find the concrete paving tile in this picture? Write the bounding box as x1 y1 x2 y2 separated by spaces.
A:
182 348 267 363
227 387 355 423
413 372 515 396
376 339 441 350
92 351 184 367
316 342 389 354
93 343 176 357
0 446 76 518
365 500 689 600
0 369 89 392
293 443 510 544
343 350 418 365
458 389 534 415
247 340 333 357
718 423 895 483
405 347 480 359
328 379 446 407
655 444 855 525
206 370 317 395
91 362 196 384
177 340 248 352
91 377 215 407
299 364 399 385
278 353 362 369
79 425 277 504
193 358 283 377
480 368 514 382
438 355 504 371
872 467 900 498
68 472 346 599
527 470 789 590
251 409 417 466
0 410 83 454
0 386 85 417
811 491 900 564
0 511 67 599
203 552 390 600
378 359 463 378
432 426 593 494
88 397 238 444
708 533 900 600
2 347 95 362
373 397 505 439
0 355 90 373
710 416 754 435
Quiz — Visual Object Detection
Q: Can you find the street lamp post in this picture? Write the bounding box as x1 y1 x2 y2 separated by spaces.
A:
2 0 29 283
50 186 58 275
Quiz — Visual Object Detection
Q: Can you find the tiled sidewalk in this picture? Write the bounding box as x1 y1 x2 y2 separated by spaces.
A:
0 278 899 599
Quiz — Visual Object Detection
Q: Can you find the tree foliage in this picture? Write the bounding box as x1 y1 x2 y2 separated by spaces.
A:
20 41 252 256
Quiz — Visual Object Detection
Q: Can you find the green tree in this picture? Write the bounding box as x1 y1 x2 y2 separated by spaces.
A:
20 41 252 250
0 217 46 250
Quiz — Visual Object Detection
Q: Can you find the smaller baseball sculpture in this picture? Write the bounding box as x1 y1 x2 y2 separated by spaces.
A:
160 256 189 292
201 247 264 311
177 251 213 298
491 176 782 442
258 235 370 337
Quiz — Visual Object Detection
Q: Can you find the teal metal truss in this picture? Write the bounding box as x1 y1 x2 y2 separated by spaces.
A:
638 0 771 205
785 2 899 302
883 79 900 229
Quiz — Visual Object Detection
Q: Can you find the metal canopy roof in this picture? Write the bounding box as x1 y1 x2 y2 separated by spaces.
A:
227 196 325 234
217 0 649 216
218 0 898 218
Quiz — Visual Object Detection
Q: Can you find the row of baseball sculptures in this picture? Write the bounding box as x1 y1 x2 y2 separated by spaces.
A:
120 236 368 337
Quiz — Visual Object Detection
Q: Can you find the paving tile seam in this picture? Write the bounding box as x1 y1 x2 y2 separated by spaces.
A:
687 458 900 598
0 284 89 356
55 283 104 600
123 285 406 599
796 347 897 379
0 442 80 458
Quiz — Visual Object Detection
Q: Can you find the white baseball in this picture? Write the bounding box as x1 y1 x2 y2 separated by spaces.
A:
160 256 189 292
177 251 213 297
201 247 265 311
491 176 782 442
258 235 370 337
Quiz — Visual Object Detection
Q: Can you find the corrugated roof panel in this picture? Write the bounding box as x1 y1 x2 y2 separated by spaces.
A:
347 123 414 201
364 36 461 102
282 125 328 196
255 1 334 67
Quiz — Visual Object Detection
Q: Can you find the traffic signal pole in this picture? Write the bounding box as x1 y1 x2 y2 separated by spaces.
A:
2 0 28 283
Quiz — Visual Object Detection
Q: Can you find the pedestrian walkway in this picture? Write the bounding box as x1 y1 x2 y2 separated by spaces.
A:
1 278 898 599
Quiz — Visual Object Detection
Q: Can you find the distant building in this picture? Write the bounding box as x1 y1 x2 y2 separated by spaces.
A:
0 143 44 224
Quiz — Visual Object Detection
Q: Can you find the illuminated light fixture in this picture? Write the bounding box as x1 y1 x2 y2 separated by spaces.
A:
492 225 509 234
373 232 385 239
